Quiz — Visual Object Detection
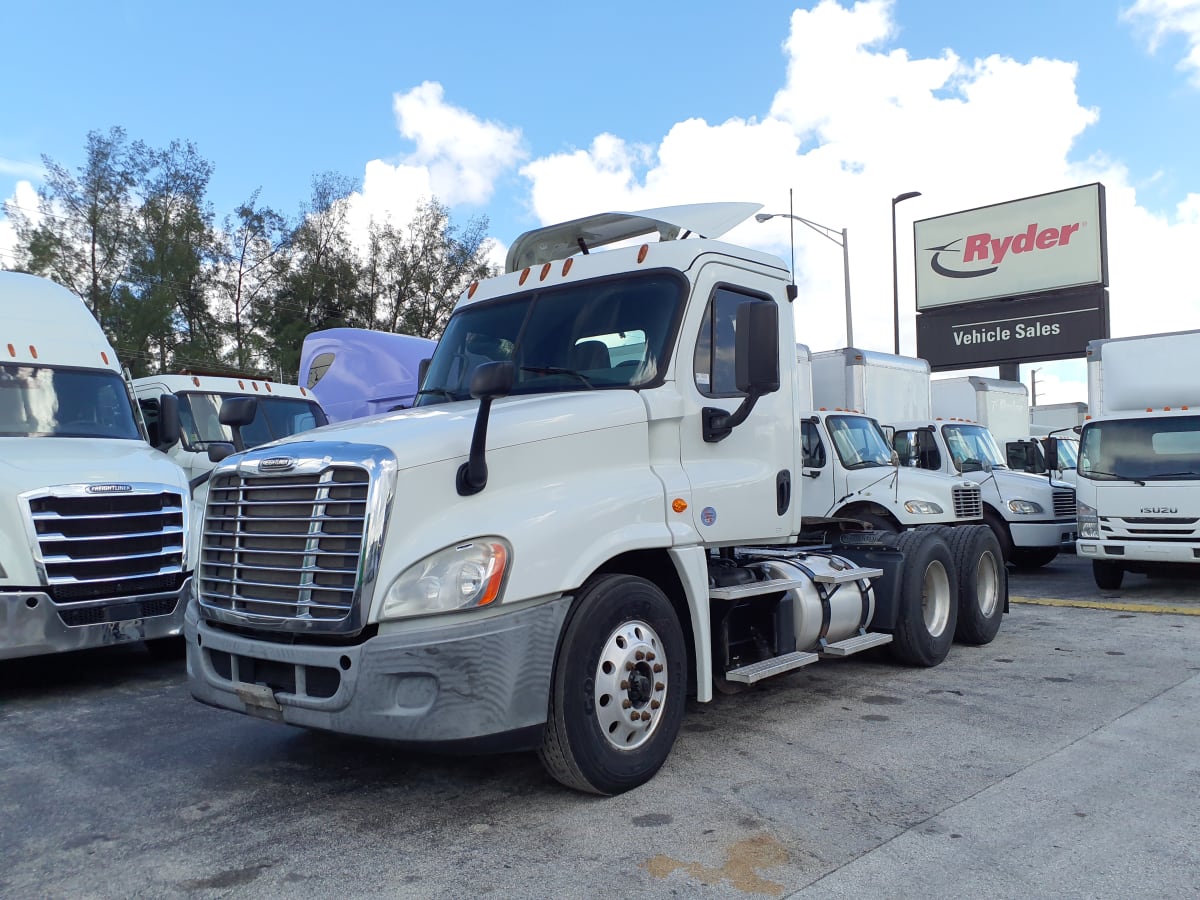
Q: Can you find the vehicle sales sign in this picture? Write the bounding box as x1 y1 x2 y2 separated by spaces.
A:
913 183 1107 311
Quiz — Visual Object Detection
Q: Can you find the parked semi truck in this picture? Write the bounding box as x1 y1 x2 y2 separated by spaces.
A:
812 350 1075 567
132 373 327 486
184 203 1006 794
1077 329 1200 589
795 345 984 531
1 272 192 660
298 328 437 423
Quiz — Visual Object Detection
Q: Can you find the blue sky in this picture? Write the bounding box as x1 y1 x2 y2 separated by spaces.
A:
4 0 1200 403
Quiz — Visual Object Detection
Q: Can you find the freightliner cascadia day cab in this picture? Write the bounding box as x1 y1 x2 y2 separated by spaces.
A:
1077 329 1200 589
132 373 328 486
812 350 1076 568
184 203 1006 794
298 327 438 423
1 272 192 660
794 344 984 531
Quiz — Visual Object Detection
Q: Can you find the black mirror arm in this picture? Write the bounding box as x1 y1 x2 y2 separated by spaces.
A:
703 389 762 443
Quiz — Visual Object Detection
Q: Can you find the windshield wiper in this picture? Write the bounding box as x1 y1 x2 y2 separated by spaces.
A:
520 366 595 389
416 387 460 401
844 460 888 470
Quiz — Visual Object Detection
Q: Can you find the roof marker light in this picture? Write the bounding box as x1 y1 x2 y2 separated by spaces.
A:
540 263 551 281
6 344 13 357
101 351 109 364
637 244 649 264
29 345 38 359
562 258 573 276
266 383 273 392
192 376 201 386
519 267 531 285
468 281 479 298
252 382 259 391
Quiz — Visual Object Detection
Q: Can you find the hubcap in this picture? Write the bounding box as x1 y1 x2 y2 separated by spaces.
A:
593 619 668 751
975 550 1000 617
922 560 952 638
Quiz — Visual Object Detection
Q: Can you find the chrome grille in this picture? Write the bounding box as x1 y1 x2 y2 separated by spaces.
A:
26 488 186 604
1053 489 1076 518
200 466 370 626
952 484 983 519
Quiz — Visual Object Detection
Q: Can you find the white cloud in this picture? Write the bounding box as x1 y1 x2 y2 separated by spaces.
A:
511 0 1199 385
1123 0 1200 87
0 157 43 180
0 180 40 268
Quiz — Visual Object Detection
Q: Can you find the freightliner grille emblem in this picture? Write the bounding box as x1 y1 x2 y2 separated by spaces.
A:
259 456 296 472
87 484 133 493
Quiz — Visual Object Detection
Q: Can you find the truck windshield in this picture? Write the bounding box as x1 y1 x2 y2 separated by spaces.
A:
0 364 141 440
941 423 1006 473
415 272 685 405
826 415 895 469
179 392 328 450
1078 416 1200 481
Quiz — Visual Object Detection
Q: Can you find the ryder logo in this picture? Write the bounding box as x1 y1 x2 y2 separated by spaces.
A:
926 221 1082 279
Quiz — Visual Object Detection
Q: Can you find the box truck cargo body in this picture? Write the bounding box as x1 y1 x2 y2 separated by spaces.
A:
1 273 192 660
1077 329 1200 588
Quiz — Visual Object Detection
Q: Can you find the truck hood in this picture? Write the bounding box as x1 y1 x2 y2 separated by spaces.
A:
1083 480 1200 517
0 437 188 490
895 465 977 501
260 391 650 471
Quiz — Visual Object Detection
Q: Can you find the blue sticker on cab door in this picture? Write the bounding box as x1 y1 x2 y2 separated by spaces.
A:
700 506 717 526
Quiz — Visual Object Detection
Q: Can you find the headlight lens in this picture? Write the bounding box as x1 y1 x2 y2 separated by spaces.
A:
1077 500 1099 538
1007 499 1044 515
903 500 944 515
380 538 510 621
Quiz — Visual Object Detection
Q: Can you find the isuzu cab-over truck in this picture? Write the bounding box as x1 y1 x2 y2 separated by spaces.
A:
185 203 1005 794
1077 329 1200 589
1 272 192 660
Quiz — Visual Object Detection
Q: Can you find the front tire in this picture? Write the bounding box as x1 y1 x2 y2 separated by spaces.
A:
538 574 686 795
889 530 958 667
1093 560 1125 590
943 525 1006 645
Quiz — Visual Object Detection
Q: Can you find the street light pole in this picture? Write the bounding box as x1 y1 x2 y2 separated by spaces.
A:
891 191 921 355
755 211 853 345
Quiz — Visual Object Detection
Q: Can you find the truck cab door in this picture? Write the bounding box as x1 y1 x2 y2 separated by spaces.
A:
676 277 798 544
800 419 837 516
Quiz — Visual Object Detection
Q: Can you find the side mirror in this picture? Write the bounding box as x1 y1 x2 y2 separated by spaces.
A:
219 396 258 453
1041 437 1059 472
457 361 514 496
207 442 236 464
734 301 780 395
469 360 515 399
157 394 181 450
418 357 431 389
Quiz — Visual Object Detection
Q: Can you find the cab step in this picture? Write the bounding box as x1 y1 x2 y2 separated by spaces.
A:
819 631 893 658
723 650 819 684
709 577 811 601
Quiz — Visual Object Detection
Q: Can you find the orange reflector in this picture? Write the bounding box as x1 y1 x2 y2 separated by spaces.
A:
266 383 273 392
637 244 649 263
477 543 508 606
301 387 308 396
6 344 13 357
672 498 688 513
562 258 573 276
519 267 531 285
468 280 479 298
101 351 109 364
238 380 245 389
192 376 201 386
540 263 551 281
252 382 259 391
29 345 38 359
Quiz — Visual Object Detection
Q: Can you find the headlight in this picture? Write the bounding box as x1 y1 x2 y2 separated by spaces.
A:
903 500 944 515
1077 500 1099 538
380 538 510 622
1007 499 1044 515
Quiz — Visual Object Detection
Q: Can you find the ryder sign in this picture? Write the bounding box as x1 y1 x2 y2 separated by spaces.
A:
914 184 1107 310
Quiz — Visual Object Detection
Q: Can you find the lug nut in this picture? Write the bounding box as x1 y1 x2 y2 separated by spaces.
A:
650 700 660 710
640 711 651 721
620 680 629 690
635 650 645 660
646 652 655 661
653 663 664 673
655 682 665 691
622 699 632 709
625 662 635 671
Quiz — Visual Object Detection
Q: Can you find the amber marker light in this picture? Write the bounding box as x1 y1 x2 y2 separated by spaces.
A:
562 258 573 276
266 383 273 392
192 376 201 386
637 244 649 263
100 352 109 364
519 267 531 285
540 263 551 281
477 543 509 606
6 344 14 357
672 498 688 513
29 345 38 359
468 281 479 298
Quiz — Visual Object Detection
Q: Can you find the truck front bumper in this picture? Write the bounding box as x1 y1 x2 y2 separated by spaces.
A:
186 595 572 750
0 578 191 661
1009 519 1077 549
1077 540 1200 566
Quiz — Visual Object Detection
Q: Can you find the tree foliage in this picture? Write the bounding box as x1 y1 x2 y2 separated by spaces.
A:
5 128 500 382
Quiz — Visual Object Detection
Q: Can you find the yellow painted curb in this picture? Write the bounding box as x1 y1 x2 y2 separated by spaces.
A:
1011 596 1200 616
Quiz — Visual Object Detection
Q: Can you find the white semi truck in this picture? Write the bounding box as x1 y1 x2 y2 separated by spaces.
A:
1 272 193 660
184 203 1006 794
795 345 984 532
132 373 327 485
1076 329 1200 589
812 350 1076 568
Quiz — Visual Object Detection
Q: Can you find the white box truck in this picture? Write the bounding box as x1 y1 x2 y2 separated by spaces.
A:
1076 329 1200 588
813 351 1076 568
796 345 984 532
132 373 328 486
1 272 193 660
183 203 1007 794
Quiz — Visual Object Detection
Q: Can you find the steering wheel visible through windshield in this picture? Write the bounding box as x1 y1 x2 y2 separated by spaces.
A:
415 271 685 405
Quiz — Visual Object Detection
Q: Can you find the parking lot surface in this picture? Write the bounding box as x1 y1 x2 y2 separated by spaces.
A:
2 552 1197 898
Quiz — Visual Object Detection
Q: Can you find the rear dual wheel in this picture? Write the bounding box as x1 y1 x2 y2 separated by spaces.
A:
889 530 958 667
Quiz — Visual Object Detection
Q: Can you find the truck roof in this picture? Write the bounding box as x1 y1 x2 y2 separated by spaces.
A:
812 347 931 376
504 202 767 273
1 271 120 373
133 372 316 401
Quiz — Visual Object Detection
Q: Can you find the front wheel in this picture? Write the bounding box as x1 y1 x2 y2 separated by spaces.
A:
538 574 686 795
889 530 958 667
1093 560 1125 590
